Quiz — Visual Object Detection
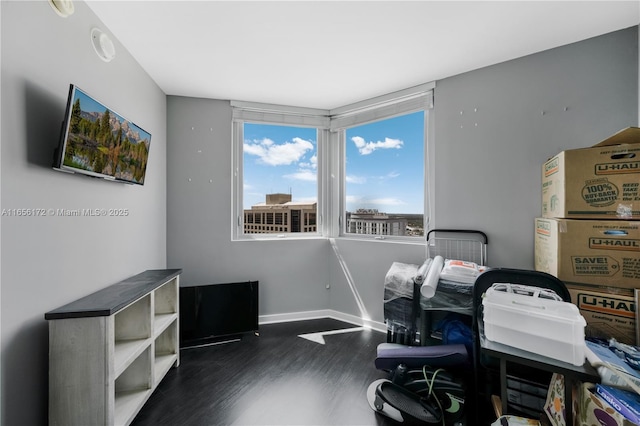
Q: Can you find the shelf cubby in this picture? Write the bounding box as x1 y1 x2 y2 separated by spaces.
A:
155 277 178 316
114 346 153 426
154 320 179 386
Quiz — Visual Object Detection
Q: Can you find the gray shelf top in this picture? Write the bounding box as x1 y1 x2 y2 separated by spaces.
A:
44 269 182 320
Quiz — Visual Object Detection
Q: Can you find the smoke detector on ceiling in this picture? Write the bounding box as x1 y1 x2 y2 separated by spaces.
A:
48 0 74 18
91 28 116 63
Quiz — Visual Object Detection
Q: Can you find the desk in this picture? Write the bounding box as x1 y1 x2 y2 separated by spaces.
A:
481 338 600 425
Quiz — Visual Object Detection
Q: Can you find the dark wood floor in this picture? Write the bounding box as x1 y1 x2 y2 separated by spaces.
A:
132 318 398 426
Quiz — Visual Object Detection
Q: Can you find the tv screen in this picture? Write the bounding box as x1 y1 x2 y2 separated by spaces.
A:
53 84 151 185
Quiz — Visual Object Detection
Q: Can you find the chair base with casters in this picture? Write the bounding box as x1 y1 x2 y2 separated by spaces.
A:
367 379 444 425
367 343 470 425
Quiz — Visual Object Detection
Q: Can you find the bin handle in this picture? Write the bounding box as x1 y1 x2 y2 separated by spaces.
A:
491 283 563 302
511 300 546 310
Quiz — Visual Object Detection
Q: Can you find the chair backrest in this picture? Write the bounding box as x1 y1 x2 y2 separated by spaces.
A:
469 268 570 418
471 267 570 359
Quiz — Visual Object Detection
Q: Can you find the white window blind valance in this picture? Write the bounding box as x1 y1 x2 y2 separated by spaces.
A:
329 82 434 131
231 100 330 128
231 81 435 131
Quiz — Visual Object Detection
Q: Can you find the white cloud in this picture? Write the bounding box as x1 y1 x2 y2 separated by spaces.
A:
346 175 366 184
370 197 406 206
351 136 403 155
347 171 397 184
244 137 314 166
243 142 267 157
283 170 316 182
283 151 319 182
352 136 366 149
299 154 317 170
345 195 406 211
346 195 363 204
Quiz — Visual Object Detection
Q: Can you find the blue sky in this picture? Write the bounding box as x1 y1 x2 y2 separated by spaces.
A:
345 112 424 214
73 87 151 140
243 111 424 214
243 123 318 208
74 87 108 115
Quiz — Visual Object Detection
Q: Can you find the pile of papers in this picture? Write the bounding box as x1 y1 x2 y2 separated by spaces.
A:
584 339 640 424
585 339 640 392
439 259 488 284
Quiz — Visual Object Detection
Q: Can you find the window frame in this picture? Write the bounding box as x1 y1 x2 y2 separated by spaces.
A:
231 83 435 242
231 101 330 241
331 85 434 242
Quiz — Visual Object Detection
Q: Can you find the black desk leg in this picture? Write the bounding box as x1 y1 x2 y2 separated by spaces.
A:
500 357 508 416
499 362 573 424
564 375 574 426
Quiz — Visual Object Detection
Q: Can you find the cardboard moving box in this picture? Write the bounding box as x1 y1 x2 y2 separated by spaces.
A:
535 218 640 289
576 382 635 426
542 127 640 220
566 284 635 345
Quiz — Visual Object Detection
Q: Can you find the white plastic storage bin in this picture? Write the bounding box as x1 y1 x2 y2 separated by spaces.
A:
482 283 586 366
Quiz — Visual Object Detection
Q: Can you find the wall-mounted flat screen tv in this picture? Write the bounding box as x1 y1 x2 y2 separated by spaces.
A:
53 84 151 185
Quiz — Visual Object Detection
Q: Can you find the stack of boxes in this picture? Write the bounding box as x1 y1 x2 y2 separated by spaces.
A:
535 127 640 346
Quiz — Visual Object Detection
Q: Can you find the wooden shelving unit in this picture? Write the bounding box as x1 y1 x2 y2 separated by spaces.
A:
45 269 181 426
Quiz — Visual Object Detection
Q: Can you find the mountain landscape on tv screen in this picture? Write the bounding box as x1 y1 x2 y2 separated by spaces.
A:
63 96 150 183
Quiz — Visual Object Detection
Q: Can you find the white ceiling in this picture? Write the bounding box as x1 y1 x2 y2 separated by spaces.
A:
86 1 640 110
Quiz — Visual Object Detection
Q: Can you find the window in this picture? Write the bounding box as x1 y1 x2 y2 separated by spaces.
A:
241 123 318 236
331 84 433 239
232 83 433 241
232 102 330 240
343 111 425 237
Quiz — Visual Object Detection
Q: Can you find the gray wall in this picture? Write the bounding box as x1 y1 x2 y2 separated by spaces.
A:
1 2 167 424
328 239 425 324
165 95 427 326
432 26 637 269
167 26 638 332
166 96 331 318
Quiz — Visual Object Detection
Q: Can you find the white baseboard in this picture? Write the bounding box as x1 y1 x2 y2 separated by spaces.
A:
259 309 386 334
